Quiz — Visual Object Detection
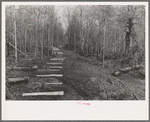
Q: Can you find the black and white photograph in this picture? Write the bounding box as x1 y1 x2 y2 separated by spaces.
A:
2 1 149 120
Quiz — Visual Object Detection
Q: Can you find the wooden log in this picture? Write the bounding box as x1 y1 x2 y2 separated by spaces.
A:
7 77 29 83
50 58 65 61
132 65 143 70
36 74 63 77
111 71 122 77
8 65 38 71
46 63 63 65
49 66 63 69
38 69 61 72
46 82 63 85
22 91 64 96
32 65 38 69
120 67 132 73
112 65 144 77
12 67 35 71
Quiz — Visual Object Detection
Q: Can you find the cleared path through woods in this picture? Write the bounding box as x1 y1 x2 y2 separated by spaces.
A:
62 48 145 100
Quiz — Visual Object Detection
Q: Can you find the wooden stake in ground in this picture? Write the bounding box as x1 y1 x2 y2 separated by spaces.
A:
22 91 64 96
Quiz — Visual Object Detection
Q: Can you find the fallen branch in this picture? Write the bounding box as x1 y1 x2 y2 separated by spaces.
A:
6 31 15 37
22 91 64 96
8 42 27 56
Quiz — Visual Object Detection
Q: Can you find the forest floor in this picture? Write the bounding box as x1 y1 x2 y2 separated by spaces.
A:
6 47 145 100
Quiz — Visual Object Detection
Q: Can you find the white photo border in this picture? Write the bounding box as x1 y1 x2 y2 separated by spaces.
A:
1 2 149 120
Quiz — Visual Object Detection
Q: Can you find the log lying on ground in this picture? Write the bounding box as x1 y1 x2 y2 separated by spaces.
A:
36 74 63 77
49 66 63 69
7 65 38 72
22 91 64 96
46 82 63 85
38 69 61 72
7 77 29 84
111 65 144 77
46 62 63 65
50 58 65 61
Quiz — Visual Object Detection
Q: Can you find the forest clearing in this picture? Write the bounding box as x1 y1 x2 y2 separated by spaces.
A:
5 5 145 100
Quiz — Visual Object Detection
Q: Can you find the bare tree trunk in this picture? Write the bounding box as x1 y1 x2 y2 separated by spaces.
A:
51 22 54 55
25 29 27 53
125 6 133 55
41 20 44 60
103 21 106 68
30 31 32 53
35 25 36 58
80 8 83 52
35 21 38 58
114 25 117 53
47 23 49 57
14 21 17 63
14 7 17 64
74 33 76 52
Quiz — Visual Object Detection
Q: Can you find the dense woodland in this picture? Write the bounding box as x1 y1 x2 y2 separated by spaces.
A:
6 5 64 61
6 5 145 68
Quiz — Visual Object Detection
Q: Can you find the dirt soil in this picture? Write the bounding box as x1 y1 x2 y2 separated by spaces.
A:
6 48 145 100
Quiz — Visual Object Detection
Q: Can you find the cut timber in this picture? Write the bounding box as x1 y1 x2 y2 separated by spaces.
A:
112 65 144 77
49 66 63 69
46 63 63 65
46 82 63 85
22 91 64 96
36 74 63 77
120 67 132 73
38 69 61 72
7 77 29 83
50 58 65 61
8 65 38 71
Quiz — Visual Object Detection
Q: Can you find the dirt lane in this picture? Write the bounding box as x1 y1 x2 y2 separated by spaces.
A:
61 48 145 100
